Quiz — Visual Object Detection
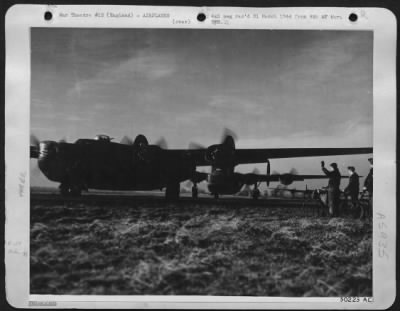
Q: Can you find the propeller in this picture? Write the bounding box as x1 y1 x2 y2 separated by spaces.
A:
270 167 300 186
30 134 40 158
272 168 298 175
252 167 260 175
30 134 40 148
184 180 192 188
120 135 134 145
203 128 238 168
251 162 271 187
279 168 299 186
289 168 298 175
221 127 238 144
155 137 168 149
188 142 206 150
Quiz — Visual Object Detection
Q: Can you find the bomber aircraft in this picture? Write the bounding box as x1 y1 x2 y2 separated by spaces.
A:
30 130 372 200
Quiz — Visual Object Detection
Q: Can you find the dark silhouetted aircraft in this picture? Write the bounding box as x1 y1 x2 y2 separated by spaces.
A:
190 167 349 199
30 130 372 200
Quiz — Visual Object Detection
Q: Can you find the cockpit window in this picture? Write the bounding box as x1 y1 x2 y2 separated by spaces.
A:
94 134 112 142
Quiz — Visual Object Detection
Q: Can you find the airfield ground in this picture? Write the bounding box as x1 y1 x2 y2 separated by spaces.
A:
30 190 372 296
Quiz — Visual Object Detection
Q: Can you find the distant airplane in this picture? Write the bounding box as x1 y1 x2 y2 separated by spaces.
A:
30 129 372 200
191 168 348 199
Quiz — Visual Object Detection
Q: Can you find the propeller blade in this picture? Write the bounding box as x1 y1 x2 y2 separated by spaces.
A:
30 146 39 158
221 127 238 143
120 135 134 145
155 137 168 149
189 142 206 150
289 168 298 175
252 167 260 175
266 160 271 187
184 180 192 188
30 134 40 147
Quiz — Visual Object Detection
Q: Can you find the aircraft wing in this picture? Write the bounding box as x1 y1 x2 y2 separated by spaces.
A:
292 174 350 181
241 173 351 185
234 147 372 165
241 173 279 185
178 147 372 166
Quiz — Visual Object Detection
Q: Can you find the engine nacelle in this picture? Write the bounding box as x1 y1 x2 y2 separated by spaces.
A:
133 134 148 147
205 135 235 169
132 134 157 163
279 173 294 186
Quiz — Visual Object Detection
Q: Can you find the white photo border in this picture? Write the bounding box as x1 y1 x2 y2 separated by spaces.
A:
5 5 397 309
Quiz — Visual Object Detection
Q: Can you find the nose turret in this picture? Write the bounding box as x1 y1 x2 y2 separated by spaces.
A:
39 141 58 160
37 141 63 182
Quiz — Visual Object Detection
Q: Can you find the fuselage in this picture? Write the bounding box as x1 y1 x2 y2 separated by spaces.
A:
37 139 194 191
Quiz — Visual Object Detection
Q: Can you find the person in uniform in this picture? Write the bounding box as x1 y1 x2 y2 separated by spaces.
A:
363 158 373 215
364 158 373 195
321 161 341 216
344 166 360 202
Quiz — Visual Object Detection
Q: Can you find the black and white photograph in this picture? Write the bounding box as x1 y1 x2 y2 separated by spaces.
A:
29 26 375 297
4 4 398 309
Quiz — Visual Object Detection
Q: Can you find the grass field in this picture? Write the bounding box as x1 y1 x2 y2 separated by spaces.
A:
30 200 372 296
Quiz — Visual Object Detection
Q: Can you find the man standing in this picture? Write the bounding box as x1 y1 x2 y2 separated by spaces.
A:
363 158 373 214
321 161 341 216
344 166 360 202
364 158 373 195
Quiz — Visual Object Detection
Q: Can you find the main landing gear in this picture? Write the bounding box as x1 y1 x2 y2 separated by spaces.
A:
192 183 198 199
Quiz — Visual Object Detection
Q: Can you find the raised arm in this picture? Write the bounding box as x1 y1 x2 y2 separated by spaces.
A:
321 161 331 177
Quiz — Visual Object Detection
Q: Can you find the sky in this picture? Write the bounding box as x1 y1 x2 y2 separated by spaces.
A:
30 28 373 189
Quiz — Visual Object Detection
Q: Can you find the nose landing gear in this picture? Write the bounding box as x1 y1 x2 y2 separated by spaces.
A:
192 183 198 199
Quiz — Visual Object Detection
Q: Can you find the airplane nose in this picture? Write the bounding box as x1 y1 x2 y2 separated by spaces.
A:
38 141 63 183
39 141 57 159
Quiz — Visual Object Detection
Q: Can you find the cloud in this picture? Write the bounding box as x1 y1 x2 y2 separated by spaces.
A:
111 52 177 81
66 51 177 98
236 119 372 149
66 115 90 122
207 94 265 113
31 99 53 108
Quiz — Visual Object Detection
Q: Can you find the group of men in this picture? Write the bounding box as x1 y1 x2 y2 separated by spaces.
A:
321 157 373 216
